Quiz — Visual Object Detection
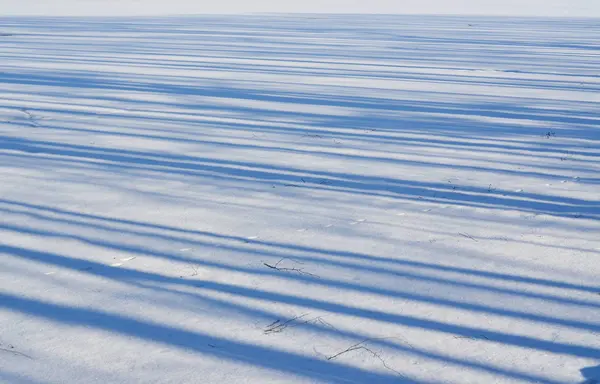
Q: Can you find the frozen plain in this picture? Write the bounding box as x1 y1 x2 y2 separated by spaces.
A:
0 12 600 384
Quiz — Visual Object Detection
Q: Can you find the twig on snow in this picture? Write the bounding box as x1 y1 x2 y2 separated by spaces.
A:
264 313 310 334
188 264 200 277
453 335 490 341
326 337 403 376
0 347 33 359
264 258 318 277
459 233 478 242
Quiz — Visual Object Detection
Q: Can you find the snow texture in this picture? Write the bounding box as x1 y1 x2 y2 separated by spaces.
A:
2 0 600 17
1 13 599 384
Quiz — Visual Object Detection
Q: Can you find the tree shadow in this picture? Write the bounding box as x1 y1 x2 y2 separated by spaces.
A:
1 13 599 384
0 242 592 384
581 365 600 384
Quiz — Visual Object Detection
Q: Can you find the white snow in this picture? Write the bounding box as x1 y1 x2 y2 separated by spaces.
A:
1 13 600 384
2 0 600 17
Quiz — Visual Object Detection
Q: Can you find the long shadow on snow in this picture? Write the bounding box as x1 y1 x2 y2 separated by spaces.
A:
0 290 408 384
1 136 598 219
1 199 596 295
0 243 594 384
2 239 599 360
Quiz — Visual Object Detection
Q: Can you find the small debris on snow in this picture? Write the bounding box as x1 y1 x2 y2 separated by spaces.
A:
459 233 478 242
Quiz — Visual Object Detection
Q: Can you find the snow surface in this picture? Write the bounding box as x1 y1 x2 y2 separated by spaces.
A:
3 0 600 17
1 14 600 384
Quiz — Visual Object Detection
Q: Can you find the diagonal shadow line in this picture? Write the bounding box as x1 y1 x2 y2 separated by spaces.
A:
7 146 598 221
2 222 600 336
4 98 600 165
5 77 600 155
4 17 599 85
13 144 594 212
1 136 599 221
6 111 592 184
3 205 598 311
3 134 598 210
1 198 597 295
2 68 600 129
6 95 599 165
5 51 599 96
141 282 568 384
11 35 593 80
0 292 414 384
1 244 599 359
0 243 584 383
6 50 600 96
0 14 596 380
